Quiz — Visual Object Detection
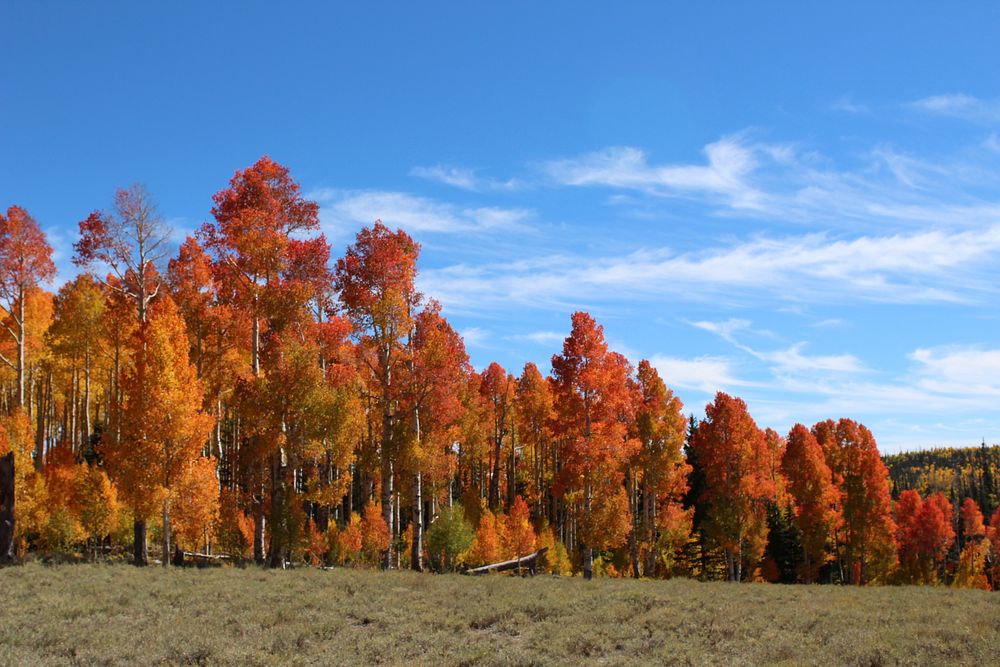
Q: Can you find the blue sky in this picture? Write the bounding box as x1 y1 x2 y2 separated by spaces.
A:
4 2 1000 452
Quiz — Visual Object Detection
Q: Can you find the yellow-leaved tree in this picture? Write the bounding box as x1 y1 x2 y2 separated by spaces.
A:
104 294 215 565
0 410 47 559
74 463 119 560
170 455 220 557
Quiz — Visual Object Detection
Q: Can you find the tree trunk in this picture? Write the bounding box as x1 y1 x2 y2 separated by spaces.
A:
735 528 743 582
394 490 401 569
0 452 14 564
582 544 593 580
133 519 148 566
69 367 78 452
628 471 641 578
489 433 502 510
253 491 266 565
316 504 330 534
267 450 285 569
113 343 121 447
380 368 394 570
16 290 25 410
411 471 423 571
251 314 260 377
642 475 656 576
506 434 516 510
32 378 45 472
161 498 171 567
84 351 92 447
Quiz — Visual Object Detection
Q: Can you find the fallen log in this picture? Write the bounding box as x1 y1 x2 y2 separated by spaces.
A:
466 547 548 576
182 551 234 560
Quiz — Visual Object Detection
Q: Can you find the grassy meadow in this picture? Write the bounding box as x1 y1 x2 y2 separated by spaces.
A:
1 563 997 666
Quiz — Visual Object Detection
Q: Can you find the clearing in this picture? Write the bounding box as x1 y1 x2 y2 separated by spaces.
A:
1 563 997 665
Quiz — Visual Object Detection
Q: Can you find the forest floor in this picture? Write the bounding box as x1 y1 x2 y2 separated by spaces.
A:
1 562 997 666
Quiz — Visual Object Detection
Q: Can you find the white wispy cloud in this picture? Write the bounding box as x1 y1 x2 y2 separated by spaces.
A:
410 165 522 192
810 318 845 329
508 330 567 345
910 93 1000 122
668 343 1000 453
762 343 864 374
648 354 751 394
545 135 765 210
690 319 864 375
703 343 1000 446
309 188 533 237
544 131 1000 232
910 345 1000 397
689 318 752 343
460 326 490 348
420 224 1000 312
830 95 869 114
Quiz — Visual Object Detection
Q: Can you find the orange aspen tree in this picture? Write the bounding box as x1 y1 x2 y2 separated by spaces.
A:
894 489 923 582
405 303 470 570
201 156 327 565
552 312 637 580
166 236 217 380
691 393 775 582
335 221 421 569
170 456 221 558
504 495 537 572
987 507 1000 589
897 491 954 584
74 184 170 564
104 295 214 565
47 275 106 454
0 206 55 412
959 497 986 546
2 288 53 467
73 463 119 560
466 507 501 566
480 362 515 511
514 362 554 523
627 359 691 578
781 423 841 583
952 497 989 589
813 419 897 585
360 501 391 566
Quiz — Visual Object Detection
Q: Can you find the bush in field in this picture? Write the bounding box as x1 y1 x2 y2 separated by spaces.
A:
465 508 501 567
360 503 390 566
39 507 83 555
214 490 253 560
74 464 119 559
171 457 220 554
426 505 474 572
536 525 573 575
501 495 537 560
337 512 363 565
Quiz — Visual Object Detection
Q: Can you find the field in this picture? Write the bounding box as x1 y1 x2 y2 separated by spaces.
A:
1 564 997 666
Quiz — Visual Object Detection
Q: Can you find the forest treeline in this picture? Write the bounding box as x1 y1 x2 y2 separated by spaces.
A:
0 156 998 589
884 444 999 518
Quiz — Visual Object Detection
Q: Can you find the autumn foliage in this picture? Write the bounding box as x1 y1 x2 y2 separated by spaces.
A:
2 159 999 592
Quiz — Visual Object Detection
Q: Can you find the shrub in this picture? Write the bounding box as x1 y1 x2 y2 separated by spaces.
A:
426 505 474 572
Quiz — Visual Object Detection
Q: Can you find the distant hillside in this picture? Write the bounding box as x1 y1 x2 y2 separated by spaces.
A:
883 443 1000 517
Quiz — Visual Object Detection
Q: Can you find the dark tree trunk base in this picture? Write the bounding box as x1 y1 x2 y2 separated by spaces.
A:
0 452 14 564
133 519 148 566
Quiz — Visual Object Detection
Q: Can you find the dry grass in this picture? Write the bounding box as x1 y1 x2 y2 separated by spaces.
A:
1 563 997 666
